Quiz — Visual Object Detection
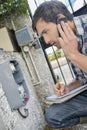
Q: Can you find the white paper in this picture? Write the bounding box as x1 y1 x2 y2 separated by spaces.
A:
46 84 87 101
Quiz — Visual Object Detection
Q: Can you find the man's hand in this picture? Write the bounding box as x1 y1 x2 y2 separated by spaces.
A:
57 21 87 73
57 21 79 60
54 83 69 96
54 80 83 96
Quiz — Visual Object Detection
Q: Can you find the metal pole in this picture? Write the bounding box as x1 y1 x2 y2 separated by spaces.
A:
52 46 66 84
34 0 38 7
68 0 74 13
83 0 87 5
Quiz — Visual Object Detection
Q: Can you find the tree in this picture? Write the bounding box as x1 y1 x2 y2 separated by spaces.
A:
0 0 29 17
0 0 29 29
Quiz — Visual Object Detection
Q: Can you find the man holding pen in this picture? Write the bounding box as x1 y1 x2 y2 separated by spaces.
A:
55 78 69 96
32 0 87 129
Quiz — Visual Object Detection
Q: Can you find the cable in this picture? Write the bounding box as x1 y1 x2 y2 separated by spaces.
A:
17 107 29 118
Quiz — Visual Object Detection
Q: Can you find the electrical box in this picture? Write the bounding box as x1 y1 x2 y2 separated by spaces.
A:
0 60 29 110
15 26 33 46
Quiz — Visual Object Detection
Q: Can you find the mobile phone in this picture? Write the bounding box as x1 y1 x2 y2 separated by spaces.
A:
57 17 67 24
56 17 67 37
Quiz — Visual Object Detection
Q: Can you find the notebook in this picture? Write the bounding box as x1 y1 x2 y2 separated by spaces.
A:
45 84 87 104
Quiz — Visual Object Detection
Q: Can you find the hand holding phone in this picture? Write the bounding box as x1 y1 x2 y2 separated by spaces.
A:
56 17 67 37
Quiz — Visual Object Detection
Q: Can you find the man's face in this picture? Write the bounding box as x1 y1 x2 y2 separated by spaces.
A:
36 18 61 48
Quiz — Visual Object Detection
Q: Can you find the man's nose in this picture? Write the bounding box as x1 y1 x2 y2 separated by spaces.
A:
43 35 51 44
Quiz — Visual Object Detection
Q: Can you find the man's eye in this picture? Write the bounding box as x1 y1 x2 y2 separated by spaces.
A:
43 30 48 34
45 31 48 34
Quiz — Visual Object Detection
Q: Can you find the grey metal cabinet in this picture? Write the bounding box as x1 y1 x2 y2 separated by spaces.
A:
0 60 29 110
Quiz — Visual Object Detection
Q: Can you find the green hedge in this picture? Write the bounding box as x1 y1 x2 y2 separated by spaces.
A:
48 50 61 61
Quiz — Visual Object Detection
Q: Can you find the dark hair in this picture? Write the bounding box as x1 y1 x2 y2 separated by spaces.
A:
32 0 73 32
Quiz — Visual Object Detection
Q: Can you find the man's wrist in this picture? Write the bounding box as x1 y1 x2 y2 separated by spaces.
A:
69 51 80 61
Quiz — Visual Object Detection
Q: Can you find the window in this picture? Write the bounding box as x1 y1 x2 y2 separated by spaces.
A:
72 0 85 12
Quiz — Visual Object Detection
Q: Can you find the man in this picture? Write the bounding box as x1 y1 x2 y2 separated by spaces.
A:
32 0 87 129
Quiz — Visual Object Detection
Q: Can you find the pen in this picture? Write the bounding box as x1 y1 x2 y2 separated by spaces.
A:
58 79 61 89
58 79 62 96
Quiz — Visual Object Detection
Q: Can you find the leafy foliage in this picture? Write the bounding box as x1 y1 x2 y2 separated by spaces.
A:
48 49 62 61
0 0 29 16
